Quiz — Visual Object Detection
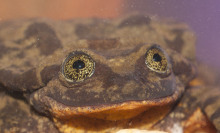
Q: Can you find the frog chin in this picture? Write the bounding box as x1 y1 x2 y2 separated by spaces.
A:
29 84 184 121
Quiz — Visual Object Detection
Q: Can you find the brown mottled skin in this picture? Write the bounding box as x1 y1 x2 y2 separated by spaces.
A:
0 15 219 133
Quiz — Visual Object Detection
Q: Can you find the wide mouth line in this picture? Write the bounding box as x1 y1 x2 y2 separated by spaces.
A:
44 87 181 111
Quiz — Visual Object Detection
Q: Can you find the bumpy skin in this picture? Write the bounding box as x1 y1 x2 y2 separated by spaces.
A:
0 88 59 133
0 15 218 132
154 64 220 133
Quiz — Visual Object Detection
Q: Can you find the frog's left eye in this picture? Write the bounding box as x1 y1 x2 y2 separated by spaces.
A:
145 45 168 73
61 51 95 82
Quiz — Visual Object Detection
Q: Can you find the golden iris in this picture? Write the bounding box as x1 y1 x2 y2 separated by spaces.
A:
145 46 168 73
62 51 95 82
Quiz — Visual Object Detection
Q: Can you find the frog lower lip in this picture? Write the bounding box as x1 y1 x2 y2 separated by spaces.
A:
30 86 182 121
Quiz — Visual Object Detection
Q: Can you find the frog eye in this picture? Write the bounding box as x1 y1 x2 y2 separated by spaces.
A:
61 51 95 82
145 45 168 73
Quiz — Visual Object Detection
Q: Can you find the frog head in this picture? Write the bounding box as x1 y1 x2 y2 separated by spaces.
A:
0 15 196 123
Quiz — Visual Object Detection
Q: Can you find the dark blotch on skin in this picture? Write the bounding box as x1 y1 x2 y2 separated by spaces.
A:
159 80 175 96
40 65 60 85
165 29 184 53
23 61 32 67
25 23 62 55
91 43 144 59
203 96 219 109
0 39 18 58
0 69 40 92
0 39 6 58
95 62 126 90
75 18 114 39
75 24 91 39
0 45 8 58
172 60 193 84
75 22 110 39
88 39 118 51
118 15 151 28
210 108 220 121
16 51 25 58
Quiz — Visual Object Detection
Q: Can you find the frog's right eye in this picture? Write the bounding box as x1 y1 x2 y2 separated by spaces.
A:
61 51 95 82
145 45 169 73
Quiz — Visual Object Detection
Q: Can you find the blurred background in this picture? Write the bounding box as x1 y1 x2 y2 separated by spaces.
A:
0 0 219 68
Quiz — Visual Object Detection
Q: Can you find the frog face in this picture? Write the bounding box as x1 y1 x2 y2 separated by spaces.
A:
29 41 195 121
0 15 196 123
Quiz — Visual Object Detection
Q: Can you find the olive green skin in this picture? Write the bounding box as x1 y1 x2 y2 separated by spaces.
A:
0 15 219 133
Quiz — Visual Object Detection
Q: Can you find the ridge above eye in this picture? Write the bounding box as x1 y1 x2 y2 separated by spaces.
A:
61 51 95 82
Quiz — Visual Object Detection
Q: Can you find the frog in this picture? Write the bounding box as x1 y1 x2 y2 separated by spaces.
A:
0 15 219 133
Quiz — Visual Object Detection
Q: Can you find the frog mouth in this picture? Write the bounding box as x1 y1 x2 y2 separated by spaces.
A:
30 83 184 121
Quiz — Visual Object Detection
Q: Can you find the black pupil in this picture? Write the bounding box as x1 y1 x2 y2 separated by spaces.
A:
153 53 162 62
72 60 85 69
